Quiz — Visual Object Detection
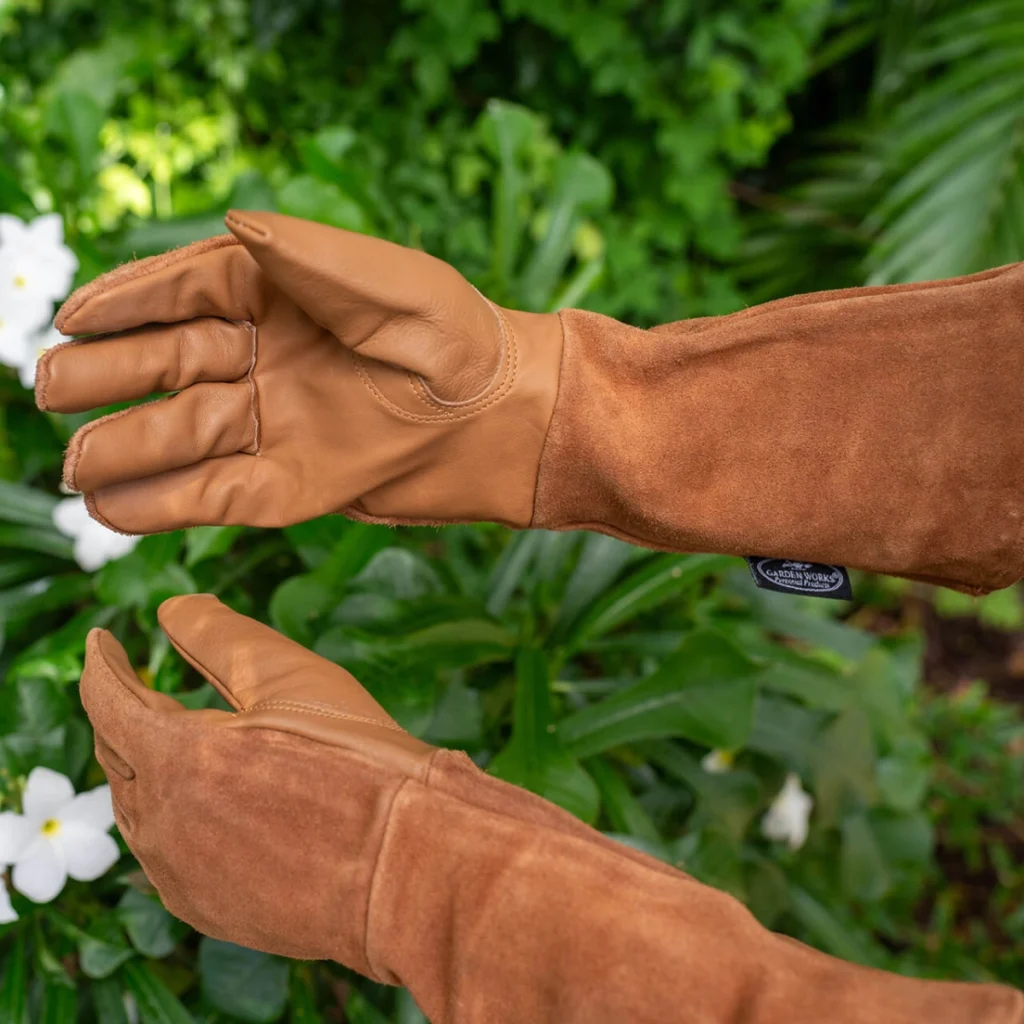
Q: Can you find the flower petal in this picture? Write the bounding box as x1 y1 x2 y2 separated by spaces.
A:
0 214 27 246
60 824 120 882
28 213 64 246
61 786 115 833
53 496 91 538
0 881 17 925
12 837 68 903
73 521 140 572
22 766 75 823
0 813 36 865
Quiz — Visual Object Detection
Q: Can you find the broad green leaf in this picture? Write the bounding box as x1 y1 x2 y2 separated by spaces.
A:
199 939 289 1024
0 526 72 559
489 648 599 822
269 575 335 645
559 629 758 756
44 89 104 179
747 695 828 777
184 526 243 566
870 809 934 871
79 936 135 980
117 891 186 959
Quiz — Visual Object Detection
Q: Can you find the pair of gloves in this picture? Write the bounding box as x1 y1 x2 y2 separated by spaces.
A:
41 211 1024 1022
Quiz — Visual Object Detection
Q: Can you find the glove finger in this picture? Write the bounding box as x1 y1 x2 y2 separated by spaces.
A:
224 209 500 401
55 236 262 337
156 594 399 723
86 454 287 533
64 382 257 493
81 628 185 771
36 319 255 414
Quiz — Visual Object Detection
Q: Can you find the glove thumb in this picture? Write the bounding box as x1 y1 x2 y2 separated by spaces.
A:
224 209 504 403
156 594 435 775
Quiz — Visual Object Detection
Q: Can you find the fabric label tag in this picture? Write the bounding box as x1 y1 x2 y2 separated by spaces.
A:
744 557 852 601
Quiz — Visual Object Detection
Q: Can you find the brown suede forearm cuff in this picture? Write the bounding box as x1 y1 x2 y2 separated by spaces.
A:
372 759 1023 1024
533 263 1024 594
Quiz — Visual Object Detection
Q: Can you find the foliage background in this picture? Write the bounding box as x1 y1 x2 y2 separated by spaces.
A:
1 0 1023 1020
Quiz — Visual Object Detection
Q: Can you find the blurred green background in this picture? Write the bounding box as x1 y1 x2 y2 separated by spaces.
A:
1 0 1023 1020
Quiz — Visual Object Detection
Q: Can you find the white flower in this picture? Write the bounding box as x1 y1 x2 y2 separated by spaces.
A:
0 296 50 369
0 767 119 904
53 496 139 572
0 214 78 304
762 772 814 851
701 749 734 774
0 878 17 924
19 323 64 389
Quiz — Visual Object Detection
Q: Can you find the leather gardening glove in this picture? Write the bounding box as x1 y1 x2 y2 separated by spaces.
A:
41 212 1024 595
82 594 1023 1024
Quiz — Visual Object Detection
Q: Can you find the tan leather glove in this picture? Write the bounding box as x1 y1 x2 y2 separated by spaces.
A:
41 213 1024 594
83 594 1022 1024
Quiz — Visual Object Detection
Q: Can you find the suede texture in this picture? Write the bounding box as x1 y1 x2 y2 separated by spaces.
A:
534 262 1024 594
80 596 1023 1024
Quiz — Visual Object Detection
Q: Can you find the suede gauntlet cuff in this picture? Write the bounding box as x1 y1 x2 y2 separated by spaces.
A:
533 262 1024 594
374 753 1023 1024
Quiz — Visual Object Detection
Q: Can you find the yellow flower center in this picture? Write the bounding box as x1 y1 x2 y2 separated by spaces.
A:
41 819 61 837
13 274 26 289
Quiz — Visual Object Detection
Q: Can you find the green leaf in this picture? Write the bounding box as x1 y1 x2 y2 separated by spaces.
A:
279 175 371 232
559 630 759 757
566 554 732 652
40 980 78 1024
79 935 135 980
489 648 600 822
44 89 105 178
840 811 891 901
0 526 71 559
810 707 878 827
199 939 289 1024
0 932 30 1024
0 481 59 529
747 695 828 777
395 988 429 1024
92 977 131 1024
287 964 321 1024
551 534 646 642
586 757 661 842
876 736 931 812
788 886 882 967
184 526 243 567
269 575 336 645
121 961 194 1024
117 891 185 959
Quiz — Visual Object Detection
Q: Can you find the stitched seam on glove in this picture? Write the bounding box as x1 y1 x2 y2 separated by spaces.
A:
349 309 518 423
239 700 405 733
410 297 510 409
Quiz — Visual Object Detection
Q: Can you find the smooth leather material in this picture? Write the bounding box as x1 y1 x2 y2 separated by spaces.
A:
40 212 564 532
43 215 1024 592
80 595 1023 1024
